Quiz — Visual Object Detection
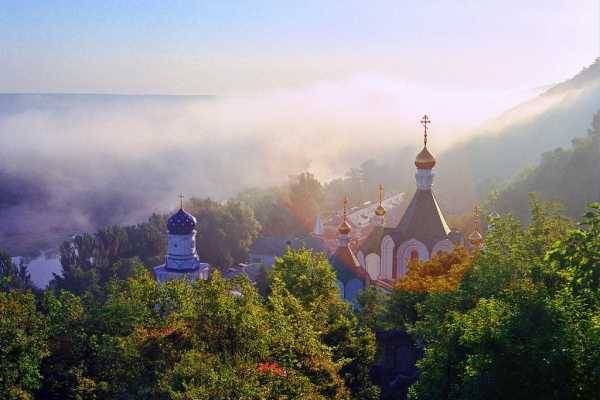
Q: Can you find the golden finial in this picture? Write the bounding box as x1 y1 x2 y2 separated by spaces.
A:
178 193 185 210
420 115 431 147
375 184 386 217
468 205 483 247
338 195 351 235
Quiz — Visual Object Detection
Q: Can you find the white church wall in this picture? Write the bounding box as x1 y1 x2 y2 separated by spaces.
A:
365 253 381 280
168 233 196 256
381 235 395 280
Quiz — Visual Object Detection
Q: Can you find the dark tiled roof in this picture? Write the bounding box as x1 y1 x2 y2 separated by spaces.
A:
250 235 328 256
393 189 450 251
359 226 394 255
329 246 370 284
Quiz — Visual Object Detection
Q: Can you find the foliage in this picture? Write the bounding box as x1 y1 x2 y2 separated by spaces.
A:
186 197 261 269
52 198 261 297
286 172 324 232
396 248 472 294
0 250 34 291
496 110 600 221
0 290 48 399
405 200 597 399
271 248 380 399
235 187 306 237
9 250 379 399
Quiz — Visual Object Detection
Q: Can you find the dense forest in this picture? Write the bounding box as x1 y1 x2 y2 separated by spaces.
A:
2 195 599 399
495 110 600 222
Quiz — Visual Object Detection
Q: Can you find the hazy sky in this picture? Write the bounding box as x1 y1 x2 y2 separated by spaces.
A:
1 0 598 95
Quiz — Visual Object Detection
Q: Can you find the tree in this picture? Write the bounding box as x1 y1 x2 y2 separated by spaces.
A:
0 250 33 291
287 172 323 233
271 249 380 399
0 290 48 399
496 110 600 221
186 197 261 269
235 187 304 236
407 200 597 400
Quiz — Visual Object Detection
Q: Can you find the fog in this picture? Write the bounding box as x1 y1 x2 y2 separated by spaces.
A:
0 76 541 254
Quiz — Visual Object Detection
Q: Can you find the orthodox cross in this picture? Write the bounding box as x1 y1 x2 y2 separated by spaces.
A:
343 195 348 221
420 115 431 146
378 184 384 206
179 193 185 209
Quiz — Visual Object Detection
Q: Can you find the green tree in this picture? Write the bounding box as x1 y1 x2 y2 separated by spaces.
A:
0 250 33 291
186 197 261 269
287 172 323 232
271 249 380 399
0 290 48 399
407 201 597 400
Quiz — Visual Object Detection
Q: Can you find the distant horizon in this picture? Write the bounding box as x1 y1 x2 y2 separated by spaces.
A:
0 56 597 97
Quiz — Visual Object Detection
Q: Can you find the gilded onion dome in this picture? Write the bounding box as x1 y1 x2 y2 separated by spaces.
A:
338 196 352 235
375 184 386 216
468 205 483 247
338 219 352 235
468 229 483 246
415 146 436 169
415 114 436 170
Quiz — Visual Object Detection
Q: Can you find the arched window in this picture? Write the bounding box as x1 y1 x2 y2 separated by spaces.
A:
381 236 395 279
410 249 419 261
397 239 429 279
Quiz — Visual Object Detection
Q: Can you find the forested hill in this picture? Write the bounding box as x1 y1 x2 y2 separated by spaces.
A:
434 59 600 213
495 110 600 222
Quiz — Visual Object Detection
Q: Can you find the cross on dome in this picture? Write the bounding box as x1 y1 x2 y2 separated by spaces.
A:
420 115 431 146
375 184 386 217
338 195 352 235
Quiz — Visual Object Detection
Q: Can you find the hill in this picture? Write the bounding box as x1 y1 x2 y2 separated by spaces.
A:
434 59 600 213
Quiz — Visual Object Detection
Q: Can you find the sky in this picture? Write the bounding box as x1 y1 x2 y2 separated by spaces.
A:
0 0 598 95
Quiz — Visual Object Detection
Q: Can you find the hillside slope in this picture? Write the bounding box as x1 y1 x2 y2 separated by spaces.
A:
434 59 600 213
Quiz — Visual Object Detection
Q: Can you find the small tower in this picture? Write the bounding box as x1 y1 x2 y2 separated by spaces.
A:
329 196 370 304
414 115 436 190
337 196 352 246
154 194 210 283
468 205 484 252
374 184 386 227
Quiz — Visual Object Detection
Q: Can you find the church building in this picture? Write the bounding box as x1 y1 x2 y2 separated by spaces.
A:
154 199 210 283
329 196 371 303
357 115 463 281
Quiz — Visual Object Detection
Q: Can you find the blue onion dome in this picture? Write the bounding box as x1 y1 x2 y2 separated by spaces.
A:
167 208 197 235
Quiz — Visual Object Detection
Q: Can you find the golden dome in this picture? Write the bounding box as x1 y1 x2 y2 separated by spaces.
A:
375 184 386 217
338 195 352 235
415 146 436 169
338 220 351 235
468 230 483 245
468 205 483 247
